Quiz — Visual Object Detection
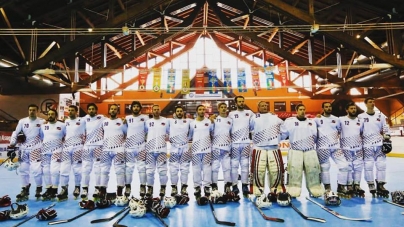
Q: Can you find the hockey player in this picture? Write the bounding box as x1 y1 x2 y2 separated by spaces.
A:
314 102 350 198
58 105 86 201
211 103 232 193
125 101 148 197
100 104 127 199
168 106 192 196
249 101 284 196
145 105 169 198
189 105 214 199
40 109 66 201
280 104 323 198
228 96 254 196
358 97 391 197
9 104 45 202
81 103 105 200
339 102 365 197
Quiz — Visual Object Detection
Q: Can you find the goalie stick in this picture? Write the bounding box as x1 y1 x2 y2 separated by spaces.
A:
251 199 284 222
48 208 96 225
12 203 56 227
383 199 404 209
209 200 236 226
112 209 130 227
306 197 371 222
290 202 326 223
90 206 129 223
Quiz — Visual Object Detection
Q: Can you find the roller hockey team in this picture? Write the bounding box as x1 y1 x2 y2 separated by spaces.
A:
1 96 402 223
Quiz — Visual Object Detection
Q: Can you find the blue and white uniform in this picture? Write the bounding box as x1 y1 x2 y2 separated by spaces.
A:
212 116 232 185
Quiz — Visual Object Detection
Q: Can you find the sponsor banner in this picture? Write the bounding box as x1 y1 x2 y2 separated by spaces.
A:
279 61 289 87
152 68 162 92
138 68 149 91
195 69 205 94
251 66 261 91
223 68 232 94
181 69 190 94
265 65 275 90
0 131 12 160
237 68 247 92
208 69 218 94
167 68 176 94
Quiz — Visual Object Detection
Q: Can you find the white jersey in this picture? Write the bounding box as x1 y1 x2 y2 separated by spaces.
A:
63 117 86 149
102 118 127 150
358 112 390 147
84 114 105 146
314 115 340 149
281 117 317 151
250 113 283 147
40 121 66 153
125 114 148 148
10 117 45 149
168 118 191 148
189 118 213 154
228 109 254 144
145 117 169 153
212 116 232 151
339 116 363 151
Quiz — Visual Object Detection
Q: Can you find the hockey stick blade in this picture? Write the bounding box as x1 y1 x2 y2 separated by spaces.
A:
48 208 96 225
112 209 130 227
306 197 371 222
12 203 56 227
209 201 236 226
251 200 284 222
383 199 404 209
91 206 129 223
290 203 326 223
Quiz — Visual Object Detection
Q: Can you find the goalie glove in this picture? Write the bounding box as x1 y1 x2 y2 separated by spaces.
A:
382 139 392 154
196 196 209 206
0 209 11 221
79 200 95 209
210 191 228 204
0 195 11 207
36 208 57 221
226 192 240 202
174 194 189 205
6 147 16 160
96 199 113 209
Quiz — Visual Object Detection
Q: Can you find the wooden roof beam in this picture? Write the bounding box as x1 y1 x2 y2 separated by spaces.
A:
0 8 25 60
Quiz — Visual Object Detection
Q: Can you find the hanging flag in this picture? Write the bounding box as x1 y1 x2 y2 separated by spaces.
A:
181 69 190 94
251 66 261 91
279 61 289 87
237 68 247 92
223 68 232 94
138 68 148 92
195 69 205 94
152 68 162 92
265 64 275 90
167 68 176 94
208 69 218 94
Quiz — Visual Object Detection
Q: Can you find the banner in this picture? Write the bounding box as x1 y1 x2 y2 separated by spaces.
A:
0 131 12 160
279 61 289 87
167 68 176 94
195 69 205 94
223 68 232 94
251 66 261 91
181 69 190 94
138 68 148 91
208 69 218 94
237 68 247 92
265 65 275 90
152 68 162 92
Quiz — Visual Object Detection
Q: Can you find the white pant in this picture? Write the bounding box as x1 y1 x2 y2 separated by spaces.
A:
146 152 168 186
317 148 350 185
342 149 364 184
60 146 83 186
192 153 212 187
363 146 386 182
230 143 251 185
81 145 102 187
100 147 125 187
212 148 230 184
125 147 147 185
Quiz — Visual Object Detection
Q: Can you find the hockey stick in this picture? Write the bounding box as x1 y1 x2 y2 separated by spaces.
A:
290 202 326 223
12 203 56 227
383 199 404 209
150 210 169 227
306 197 371 222
209 200 236 226
90 206 129 223
112 209 130 227
48 208 96 225
251 199 284 222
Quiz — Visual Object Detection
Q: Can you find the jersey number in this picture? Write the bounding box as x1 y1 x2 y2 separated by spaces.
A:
344 121 349 125
149 122 154 127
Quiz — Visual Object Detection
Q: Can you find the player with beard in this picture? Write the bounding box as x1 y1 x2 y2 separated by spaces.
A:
339 102 365 197
100 104 127 199
124 101 148 197
168 106 192 196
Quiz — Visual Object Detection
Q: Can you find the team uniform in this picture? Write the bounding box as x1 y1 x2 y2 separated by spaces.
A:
39 121 66 201
125 114 148 197
189 118 214 198
249 113 284 196
168 118 192 195
145 117 169 197
314 116 350 196
10 117 45 201
228 109 254 194
82 114 105 199
281 117 323 197
339 116 365 197
358 112 391 197
211 116 232 192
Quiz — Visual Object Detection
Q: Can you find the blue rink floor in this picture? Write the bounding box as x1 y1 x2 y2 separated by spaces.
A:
0 157 403 227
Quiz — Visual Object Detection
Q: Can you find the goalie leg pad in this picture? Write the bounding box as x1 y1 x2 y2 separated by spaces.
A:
267 149 284 193
287 149 304 197
303 150 324 197
251 149 266 196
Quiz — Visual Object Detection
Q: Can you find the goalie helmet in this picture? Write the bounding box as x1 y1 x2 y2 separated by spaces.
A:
391 191 404 204
382 139 392 154
36 208 57 221
115 195 129 207
4 159 20 171
10 203 29 220
277 192 292 207
255 194 272 209
163 197 177 208
324 191 341 206
129 201 146 218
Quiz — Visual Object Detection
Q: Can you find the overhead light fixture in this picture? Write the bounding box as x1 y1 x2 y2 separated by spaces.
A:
122 25 130 36
33 68 55 74
310 24 319 34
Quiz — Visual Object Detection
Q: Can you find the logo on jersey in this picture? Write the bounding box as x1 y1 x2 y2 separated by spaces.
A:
205 123 209 126
308 122 312 126
161 122 166 126
87 118 90 122
183 120 187 123
57 127 61 130
116 123 121 126
227 121 231 125
377 118 380 121
76 122 81 125
36 124 40 127
97 116 102 119
141 118 145 121
246 113 249 116
357 123 360 126
331 120 335 123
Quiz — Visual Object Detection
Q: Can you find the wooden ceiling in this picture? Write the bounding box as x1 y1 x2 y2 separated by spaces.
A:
0 0 403 103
